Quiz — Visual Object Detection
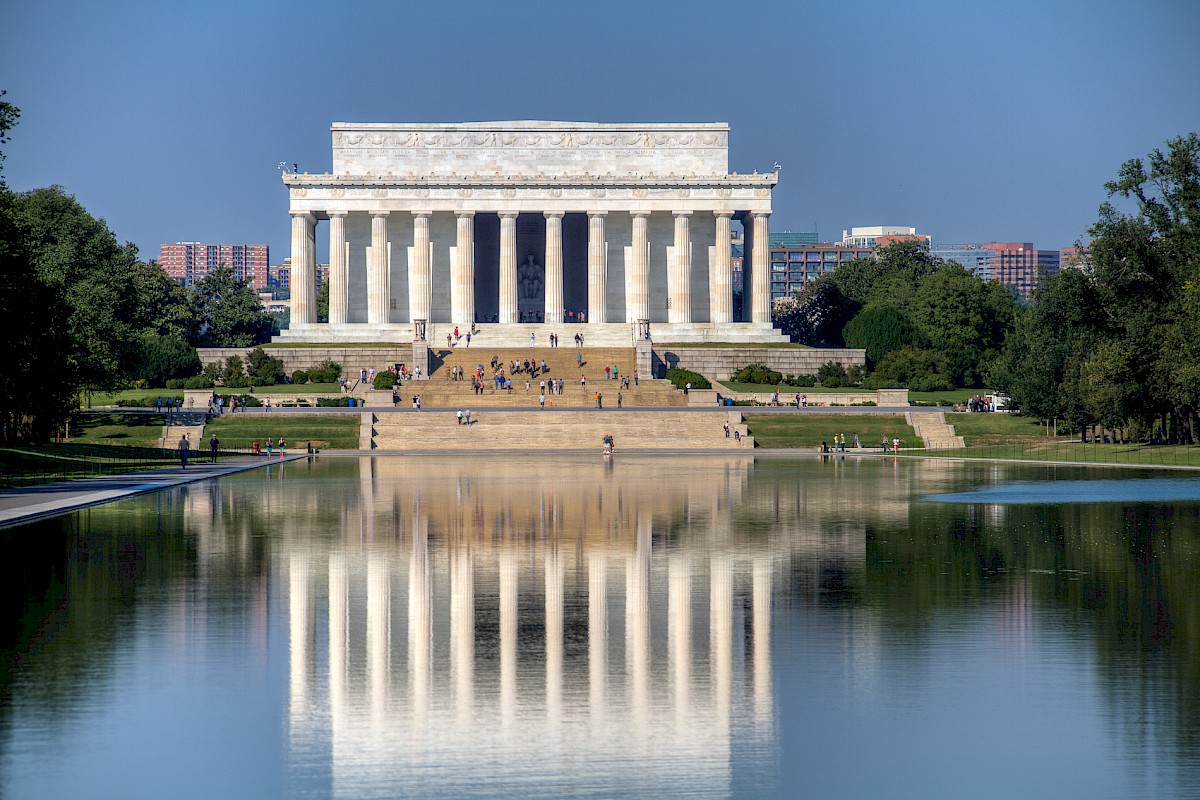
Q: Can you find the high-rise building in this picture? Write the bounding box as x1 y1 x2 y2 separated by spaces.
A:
842 226 927 248
983 242 1060 299
159 242 269 289
770 231 819 248
768 242 874 302
928 244 996 282
272 258 329 291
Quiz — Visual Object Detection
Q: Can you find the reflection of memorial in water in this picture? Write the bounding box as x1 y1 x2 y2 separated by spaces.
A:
282 456 778 797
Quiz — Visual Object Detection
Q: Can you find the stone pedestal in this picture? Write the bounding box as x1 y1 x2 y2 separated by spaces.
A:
412 324 430 381
635 335 653 381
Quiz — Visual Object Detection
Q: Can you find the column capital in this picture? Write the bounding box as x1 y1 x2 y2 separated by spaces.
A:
326 210 347 219
672 210 692 218
455 210 476 219
411 210 432 220
369 210 390 219
631 211 650 220
713 209 735 219
753 211 773 218
499 210 520 220
290 210 316 222
587 210 608 218
543 210 565 219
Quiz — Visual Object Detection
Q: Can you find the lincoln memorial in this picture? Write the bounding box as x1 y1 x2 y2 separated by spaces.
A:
278 121 785 345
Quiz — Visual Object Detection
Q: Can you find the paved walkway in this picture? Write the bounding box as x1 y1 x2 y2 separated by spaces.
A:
0 454 306 529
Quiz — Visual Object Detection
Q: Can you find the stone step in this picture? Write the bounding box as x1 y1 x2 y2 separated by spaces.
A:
367 410 753 451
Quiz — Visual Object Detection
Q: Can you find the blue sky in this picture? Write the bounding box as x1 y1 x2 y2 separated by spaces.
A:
3 0 1198 262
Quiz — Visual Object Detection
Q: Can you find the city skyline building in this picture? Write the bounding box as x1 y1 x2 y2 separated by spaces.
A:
159 242 269 289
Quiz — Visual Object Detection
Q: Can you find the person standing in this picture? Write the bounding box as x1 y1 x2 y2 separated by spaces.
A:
617 392 622 409
539 392 546 410
210 433 219 463
178 433 189 468
724 420 731 438
465 408 471 425
465 332 471 347
457 409 464 425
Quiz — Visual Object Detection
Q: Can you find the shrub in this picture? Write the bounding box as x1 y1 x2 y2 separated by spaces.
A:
165 378 186 389
247 347 285 386
184 376 215 389
666 368 711 390
731 364 782 385
842 305 920 366
222 355 246 387
132 332 202 387
291 369 309 385
316 397 352 407
373 371 397 390
308 359 342 384
785 374 816 387
817 361 848 388
862 346 951 390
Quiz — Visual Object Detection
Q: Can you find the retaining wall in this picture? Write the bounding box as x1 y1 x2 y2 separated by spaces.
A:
652 346 867 380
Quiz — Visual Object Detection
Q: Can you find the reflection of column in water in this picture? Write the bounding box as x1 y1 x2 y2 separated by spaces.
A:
545 547 564 727
328 552 348 730
408 509 430 723
588 550 608 719
360 457 376 540
367 550 391 720
500 547 518 730
626 518 651 719
451 544 474 725
288 554 310 720
668 551 692 719
752 556 772 732
710 553 733 729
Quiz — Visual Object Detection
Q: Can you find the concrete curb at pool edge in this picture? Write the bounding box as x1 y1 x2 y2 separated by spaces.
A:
0 454 309 530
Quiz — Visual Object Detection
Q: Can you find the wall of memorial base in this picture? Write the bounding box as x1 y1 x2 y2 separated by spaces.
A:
275 321 789 347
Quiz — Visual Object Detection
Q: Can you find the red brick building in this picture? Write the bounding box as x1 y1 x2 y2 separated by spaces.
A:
982 242 1061 299
159 242 270 289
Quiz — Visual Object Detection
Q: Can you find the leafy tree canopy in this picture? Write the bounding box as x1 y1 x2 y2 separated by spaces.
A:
188 266 275 347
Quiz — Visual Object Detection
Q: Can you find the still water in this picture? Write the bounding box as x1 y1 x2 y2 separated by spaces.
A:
2 455 1199 799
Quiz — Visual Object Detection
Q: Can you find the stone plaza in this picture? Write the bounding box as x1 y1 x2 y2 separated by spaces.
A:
279 120 786 346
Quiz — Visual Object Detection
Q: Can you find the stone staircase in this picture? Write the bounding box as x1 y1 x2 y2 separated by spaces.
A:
364 409 753 451
385 346 685 408
159 411 208 450
905 411 964 450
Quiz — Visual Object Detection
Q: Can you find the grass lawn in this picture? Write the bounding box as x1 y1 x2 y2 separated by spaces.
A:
93 384 342 405
657 341 811 349
931 441 1200 468
715 382 977 406
945 413 1059 446
261 342 409 349
206 414 360 450
743 414 921 449
68 412 167 448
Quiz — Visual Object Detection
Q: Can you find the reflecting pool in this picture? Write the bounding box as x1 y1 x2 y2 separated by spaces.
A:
2 455 1199 799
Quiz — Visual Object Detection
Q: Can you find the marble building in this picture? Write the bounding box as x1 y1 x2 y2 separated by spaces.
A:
279 121 785 345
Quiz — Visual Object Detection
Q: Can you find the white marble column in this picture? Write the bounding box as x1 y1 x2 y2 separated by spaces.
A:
410 211 432 325
587 211 607 324
588 551 608 719
289 212 316 326
499 212 518 324
368 211 390 324
670 211 692 324
545 548 564 726
451 545 474 724
500 547 518 728
327 212 348 325
544 212 564 325
752 556 773 731
453 212 475 327
629 213 650 322
751 212 771 325
710 211 733 324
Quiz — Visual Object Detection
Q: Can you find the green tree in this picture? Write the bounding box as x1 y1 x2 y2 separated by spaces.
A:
842 304 920 366
246 347 285 385
131 332 201 387
773 277 857 346
189 266 274 347
316 281 329 323
131 259 195 340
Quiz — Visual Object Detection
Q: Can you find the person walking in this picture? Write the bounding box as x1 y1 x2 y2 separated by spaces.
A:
465 332 471 347
457 409 464 425
178 433 190 468
539 392 546 409
617 392 622 409
724 420 731 438
209 433 219 462
530 332 535 347
464 408 471 425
